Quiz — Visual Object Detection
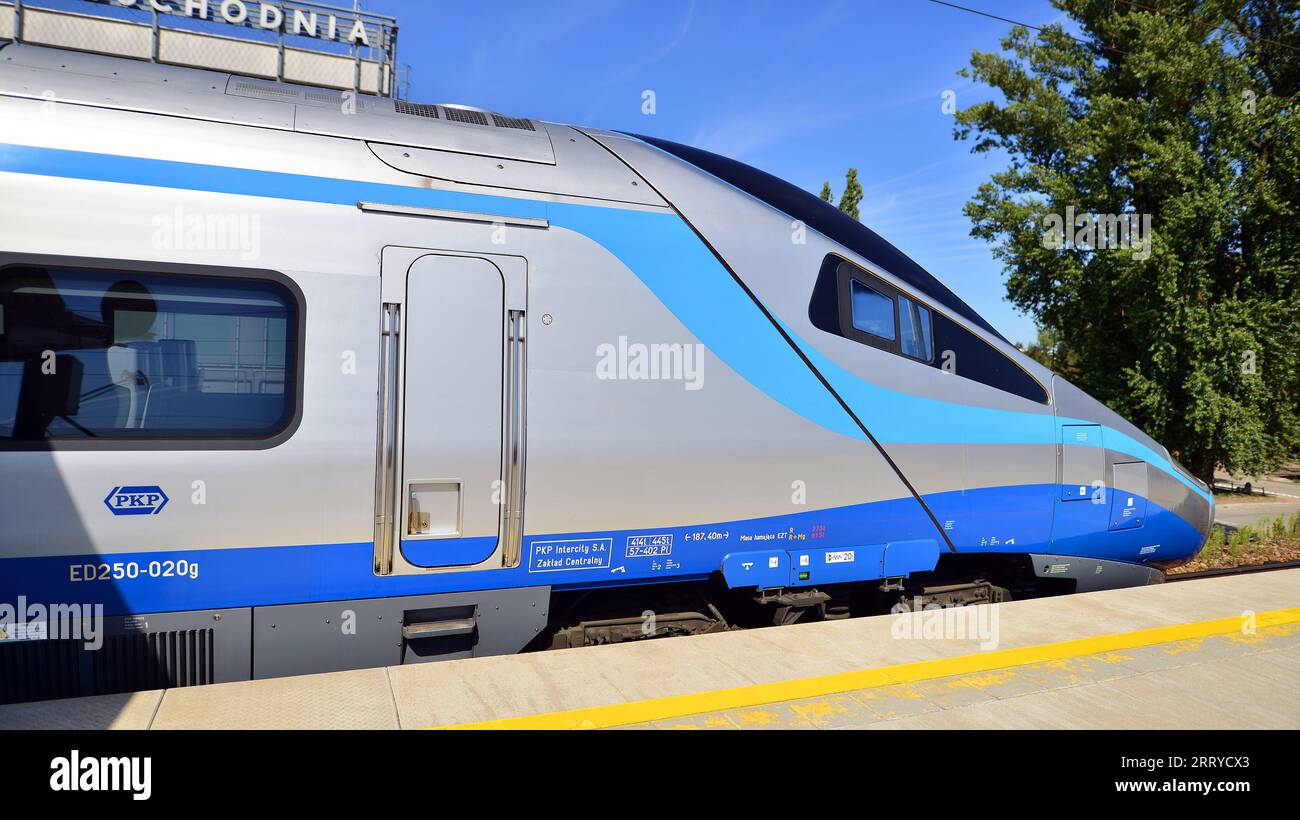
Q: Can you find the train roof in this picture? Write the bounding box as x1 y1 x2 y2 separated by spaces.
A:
0 42 1002 338
0 43 553 164
0 42 669 206
629 135 1006 341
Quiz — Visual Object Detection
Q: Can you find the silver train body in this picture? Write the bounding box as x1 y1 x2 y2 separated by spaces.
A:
0 44 1213 699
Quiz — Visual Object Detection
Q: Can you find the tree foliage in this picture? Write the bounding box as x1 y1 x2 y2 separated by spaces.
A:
1017 326 1079 373
839 167 864 219
954 0 1299 482
819 180 835 202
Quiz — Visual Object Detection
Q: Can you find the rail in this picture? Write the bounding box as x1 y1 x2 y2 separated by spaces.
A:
1166 559 1300 582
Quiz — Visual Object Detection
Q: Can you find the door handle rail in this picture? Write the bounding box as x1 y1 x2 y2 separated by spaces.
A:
373 303 401 575
501 309 527 567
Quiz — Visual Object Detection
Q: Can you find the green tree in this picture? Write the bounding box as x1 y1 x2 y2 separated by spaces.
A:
953 0 1299 483
1017 326 1076 373
838 167 863 220
819 180 835 202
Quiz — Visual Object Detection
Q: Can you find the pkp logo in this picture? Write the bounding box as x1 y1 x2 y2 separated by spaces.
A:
104 485 170 516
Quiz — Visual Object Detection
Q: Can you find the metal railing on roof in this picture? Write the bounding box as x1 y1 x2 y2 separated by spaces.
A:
1 0 398 96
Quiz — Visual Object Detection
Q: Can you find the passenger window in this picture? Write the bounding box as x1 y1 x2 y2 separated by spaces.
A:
898 295 932 361
850 280 895 340
0 264 300 444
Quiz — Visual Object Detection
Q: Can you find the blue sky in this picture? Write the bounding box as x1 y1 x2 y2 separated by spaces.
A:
375 0 1065 344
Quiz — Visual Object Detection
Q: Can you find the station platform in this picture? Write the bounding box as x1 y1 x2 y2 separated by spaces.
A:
2 570 1298 730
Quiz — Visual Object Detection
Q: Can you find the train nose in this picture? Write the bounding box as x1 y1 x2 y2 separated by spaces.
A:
1194 489 1215 547
1152 483 1213 571
1163 451 1214 553
1178 476 1216 564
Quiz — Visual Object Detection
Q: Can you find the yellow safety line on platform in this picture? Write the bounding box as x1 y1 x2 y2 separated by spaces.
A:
437 605 1300 730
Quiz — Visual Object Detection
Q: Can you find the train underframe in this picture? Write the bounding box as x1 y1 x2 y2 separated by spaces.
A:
535 553 1082 650
0 552 1162 705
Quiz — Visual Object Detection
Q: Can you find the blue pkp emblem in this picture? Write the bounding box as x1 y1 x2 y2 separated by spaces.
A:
104 485 170 516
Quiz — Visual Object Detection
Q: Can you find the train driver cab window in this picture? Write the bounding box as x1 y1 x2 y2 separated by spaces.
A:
809 255 1049 404
898 295 933 361
849 280 896 340
0 263 300 445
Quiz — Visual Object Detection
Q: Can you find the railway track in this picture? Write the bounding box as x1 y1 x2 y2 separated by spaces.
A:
1166 559 1300 582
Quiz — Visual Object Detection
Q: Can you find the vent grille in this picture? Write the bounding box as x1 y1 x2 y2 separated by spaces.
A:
0 629 215 705
0 636 81 705
492 114 535 131
394 100 440 118
305 90 346 106
390 101 536 131
230 79 301 100
227 79 347 110
441 106 490 126
94 630 215 695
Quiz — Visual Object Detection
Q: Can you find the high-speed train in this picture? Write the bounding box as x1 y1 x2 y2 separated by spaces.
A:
0 43 1213 703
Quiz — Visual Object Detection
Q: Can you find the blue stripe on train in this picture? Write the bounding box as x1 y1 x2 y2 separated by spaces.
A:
0 142 1210 504
0 485 1201 616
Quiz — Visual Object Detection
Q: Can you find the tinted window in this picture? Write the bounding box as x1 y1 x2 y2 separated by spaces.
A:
0 265 299 442
630 133 1006 342
930 312 1048 403
899 295 932 361
850 280 895 340
809 255 1048 404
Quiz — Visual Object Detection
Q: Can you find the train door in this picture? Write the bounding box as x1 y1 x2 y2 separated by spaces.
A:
1049 421 1107 554
373 249 527 575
